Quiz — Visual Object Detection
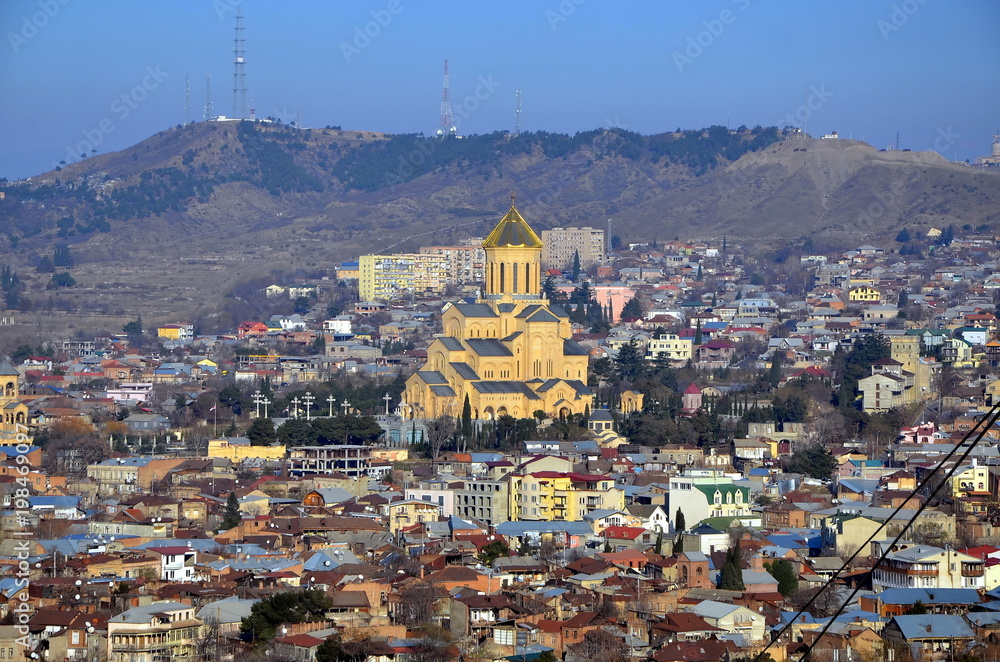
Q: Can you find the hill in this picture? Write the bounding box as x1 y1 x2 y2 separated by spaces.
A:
0 121 997 333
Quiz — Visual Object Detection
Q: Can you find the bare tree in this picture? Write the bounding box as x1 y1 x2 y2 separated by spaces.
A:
194 616 222 662
805 408 849 446
573 628 630 662
424 415 456 461
398 581 437 626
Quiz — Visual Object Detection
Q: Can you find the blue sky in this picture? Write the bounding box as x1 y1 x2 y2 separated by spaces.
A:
2 0 998 179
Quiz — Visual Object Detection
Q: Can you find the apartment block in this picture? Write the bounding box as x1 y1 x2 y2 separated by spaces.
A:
541 227 605 271
454 479 510 527
358 253 451 301
420 240 486 285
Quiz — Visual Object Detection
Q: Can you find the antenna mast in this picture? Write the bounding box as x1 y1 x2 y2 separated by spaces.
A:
184 73 190 124
233 7 247 119
607 218 612 264
204 74 213 120
439 59 454 136
515 89 522 135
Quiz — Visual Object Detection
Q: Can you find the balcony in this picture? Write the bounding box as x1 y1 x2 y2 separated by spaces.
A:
962 565 984 577
886 567 938 577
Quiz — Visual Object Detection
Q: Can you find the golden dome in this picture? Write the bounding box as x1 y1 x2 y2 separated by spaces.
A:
482 199 543 249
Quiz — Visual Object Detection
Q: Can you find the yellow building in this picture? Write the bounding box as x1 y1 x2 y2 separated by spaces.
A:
0 359 29 438
952 463 991 499
387 498 440 534
848 286 882 303
207 438 286 461
359 253 451 301
156 324 193 341
403 201 594 420
646 333 693 362
509 471 623 521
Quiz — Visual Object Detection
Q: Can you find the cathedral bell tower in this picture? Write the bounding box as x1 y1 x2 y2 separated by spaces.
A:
480 194 543 301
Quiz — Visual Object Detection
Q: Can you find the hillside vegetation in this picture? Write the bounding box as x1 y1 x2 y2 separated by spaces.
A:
0 120 997 326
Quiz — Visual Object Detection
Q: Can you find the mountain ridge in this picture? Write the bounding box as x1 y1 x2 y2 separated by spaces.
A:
0 121 998 325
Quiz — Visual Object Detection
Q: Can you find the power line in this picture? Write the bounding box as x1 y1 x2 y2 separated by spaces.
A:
756 402 1000 662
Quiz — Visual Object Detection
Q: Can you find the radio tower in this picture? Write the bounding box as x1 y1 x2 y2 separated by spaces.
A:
232 7 247 119
184 73 190 124
514 89 522 135
438 59 454 137
204 74 213 120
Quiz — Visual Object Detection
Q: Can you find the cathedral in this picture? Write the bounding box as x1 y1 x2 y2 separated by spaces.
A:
403 200 595 421
0 359 28 437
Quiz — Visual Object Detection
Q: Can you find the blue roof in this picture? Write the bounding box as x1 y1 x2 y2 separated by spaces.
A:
877 588 981 606
891 614 975 640
30 496 81 508
496 521 594 536
0 445 40 456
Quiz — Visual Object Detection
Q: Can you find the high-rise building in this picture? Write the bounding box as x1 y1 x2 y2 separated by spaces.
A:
403 202 597 421
541 227 605 271
420 239 486 285
358 253 451 301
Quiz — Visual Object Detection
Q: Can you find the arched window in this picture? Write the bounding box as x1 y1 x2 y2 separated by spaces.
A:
512 263 519 293
499 263 505 292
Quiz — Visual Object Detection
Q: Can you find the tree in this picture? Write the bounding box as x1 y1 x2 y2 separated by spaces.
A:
424 415 456 460
654 530 663 555
49 272 76 288
315 635 373 662
398 581 436 626
898 289 909 308
246 418 276 446
574 629 629 662
786 443 836 480
764 559 798 597
122 317 143 335
895 228 912 243
718 541 745 591
571 250 581 282
621 296 643 320
905 600 929 615
220 491 241 531
478 540 510 566
36 255 55 273
240 590 331 645
53 245 74 267
768 352 782 389
694 319 703 345
675 508 686 533
615 337 645 381
460 394 473 440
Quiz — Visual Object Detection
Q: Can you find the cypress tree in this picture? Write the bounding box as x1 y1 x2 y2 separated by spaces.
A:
461 394 473 439
719 542 745 590
768 353 782 388
675 508 686 533
221 491 241 531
